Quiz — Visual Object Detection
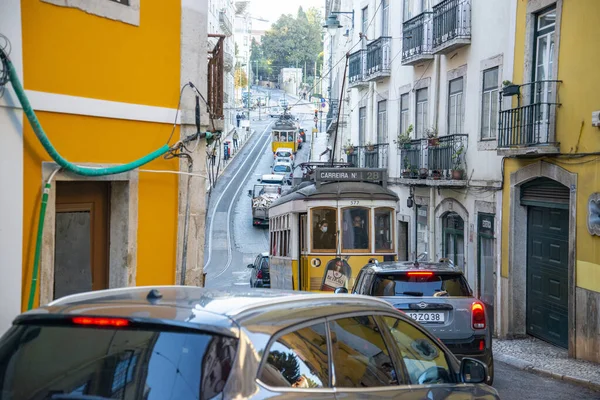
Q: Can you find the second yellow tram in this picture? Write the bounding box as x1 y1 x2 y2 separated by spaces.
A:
271 117 299 153
268 167 398 293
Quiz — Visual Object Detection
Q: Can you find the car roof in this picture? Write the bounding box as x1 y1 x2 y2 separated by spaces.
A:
20 286 396 337
361 260 460 273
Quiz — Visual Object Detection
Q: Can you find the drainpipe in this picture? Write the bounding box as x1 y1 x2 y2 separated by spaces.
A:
429 187 436 261
495 188 503 337
430 55 442 262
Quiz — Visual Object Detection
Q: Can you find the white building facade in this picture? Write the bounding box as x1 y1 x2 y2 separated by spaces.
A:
327 0 517 334
209 0 236 132
234 2 252 103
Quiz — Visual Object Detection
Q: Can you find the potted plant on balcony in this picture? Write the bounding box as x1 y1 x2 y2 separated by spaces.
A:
344 139 355 155
401 158 411 178
366 141 375 152
502 80 520 97
426 127 439 147
395 124 413 150
410 167 419 179
431 169 442 180
419 167 429 179
451 145 465 180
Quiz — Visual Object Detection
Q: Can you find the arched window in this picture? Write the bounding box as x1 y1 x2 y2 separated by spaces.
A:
442 212 465 267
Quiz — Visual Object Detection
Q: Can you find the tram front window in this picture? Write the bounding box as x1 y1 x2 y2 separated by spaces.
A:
273 131 280 141
288 132 294 142
375 208 393 252
342 208 370 251
312 208 337 251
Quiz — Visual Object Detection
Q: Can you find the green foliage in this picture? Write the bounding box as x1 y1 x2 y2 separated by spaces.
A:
234 66 248 89
252 7 323 81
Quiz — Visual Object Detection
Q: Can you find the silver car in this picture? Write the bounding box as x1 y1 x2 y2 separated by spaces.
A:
0 286 499 399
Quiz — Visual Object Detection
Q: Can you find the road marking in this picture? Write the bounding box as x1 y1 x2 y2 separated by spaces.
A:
211 129 274 280
204 120 273 271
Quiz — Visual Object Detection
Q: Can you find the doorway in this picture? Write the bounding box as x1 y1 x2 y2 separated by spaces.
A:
54 181 110 299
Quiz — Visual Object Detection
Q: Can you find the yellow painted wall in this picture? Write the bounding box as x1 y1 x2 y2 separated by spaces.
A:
503 0 600 292
21 1 181 108
22 112 180 309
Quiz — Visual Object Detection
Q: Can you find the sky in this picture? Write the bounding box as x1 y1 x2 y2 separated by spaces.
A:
248 0 325 31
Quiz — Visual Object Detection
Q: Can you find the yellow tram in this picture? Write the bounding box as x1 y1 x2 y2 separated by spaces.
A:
268 167 398 292
271 117 299 153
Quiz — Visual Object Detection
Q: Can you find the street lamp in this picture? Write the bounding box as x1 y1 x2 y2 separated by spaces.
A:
323 14 342 37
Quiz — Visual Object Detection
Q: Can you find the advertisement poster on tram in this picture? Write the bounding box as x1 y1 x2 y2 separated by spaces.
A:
320 258 352 291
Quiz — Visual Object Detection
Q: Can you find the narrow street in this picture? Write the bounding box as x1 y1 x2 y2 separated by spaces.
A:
203 89 313 289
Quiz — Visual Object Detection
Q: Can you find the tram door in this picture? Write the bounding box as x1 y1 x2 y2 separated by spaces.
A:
299 213 309 291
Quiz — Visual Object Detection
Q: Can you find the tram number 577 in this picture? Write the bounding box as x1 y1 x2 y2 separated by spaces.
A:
350 201 359 205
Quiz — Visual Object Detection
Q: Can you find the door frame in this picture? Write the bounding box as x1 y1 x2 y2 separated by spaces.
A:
507 161 576 356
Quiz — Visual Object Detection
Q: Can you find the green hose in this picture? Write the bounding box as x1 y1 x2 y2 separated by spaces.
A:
4 55 170 176
27 182 51 310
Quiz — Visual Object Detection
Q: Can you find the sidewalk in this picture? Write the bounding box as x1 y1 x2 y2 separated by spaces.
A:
217 124 255 178
494 337 600 391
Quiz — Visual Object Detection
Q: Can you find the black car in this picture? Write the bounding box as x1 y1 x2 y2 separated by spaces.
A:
248 251 270 287
347 260 495 384
0 287 500 399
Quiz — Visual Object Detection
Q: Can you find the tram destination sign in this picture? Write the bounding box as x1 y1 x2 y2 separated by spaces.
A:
315 168 387 186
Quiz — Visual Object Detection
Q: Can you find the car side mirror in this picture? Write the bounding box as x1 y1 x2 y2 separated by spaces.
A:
460 357 487 384
334 287 348 294
247 264 254 269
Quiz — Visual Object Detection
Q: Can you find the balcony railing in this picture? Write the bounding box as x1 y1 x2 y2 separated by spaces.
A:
498 80 561 154
402 12 434 65
366 37 391 80
348 49 367 87
432 0 471 53
398 134 468 180
219 10 233 36
347 144 389 169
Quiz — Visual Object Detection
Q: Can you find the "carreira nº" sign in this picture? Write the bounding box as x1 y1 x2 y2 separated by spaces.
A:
315 168 387 184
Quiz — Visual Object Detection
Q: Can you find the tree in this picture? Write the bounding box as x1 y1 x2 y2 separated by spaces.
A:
234 65 248 89
255 7 323 81
266 351 300 384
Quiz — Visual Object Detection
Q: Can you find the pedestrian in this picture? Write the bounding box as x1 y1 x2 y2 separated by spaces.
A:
236 113 241 128
233 130 239 150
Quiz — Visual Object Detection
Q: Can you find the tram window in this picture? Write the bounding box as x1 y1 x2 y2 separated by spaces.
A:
312 208 337 251
288 132 294 142
342 208 370 251
273 131 279 141
375 208 394 252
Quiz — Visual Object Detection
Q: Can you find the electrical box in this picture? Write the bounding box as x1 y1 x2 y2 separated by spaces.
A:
592 111 600 127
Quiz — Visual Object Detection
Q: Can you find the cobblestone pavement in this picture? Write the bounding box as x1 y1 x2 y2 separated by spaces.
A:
203 88 313 289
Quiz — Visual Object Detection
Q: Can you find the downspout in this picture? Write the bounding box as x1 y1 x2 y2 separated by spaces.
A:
429 55 442 262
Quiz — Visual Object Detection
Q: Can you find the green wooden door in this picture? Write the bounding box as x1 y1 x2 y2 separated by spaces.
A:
526 206 569 348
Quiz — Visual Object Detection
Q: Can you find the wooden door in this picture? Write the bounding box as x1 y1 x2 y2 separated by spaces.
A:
54 181 110 299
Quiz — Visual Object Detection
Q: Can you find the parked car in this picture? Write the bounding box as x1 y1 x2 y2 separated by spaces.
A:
248 252 270 287
345 259 495 385
0 286 499 399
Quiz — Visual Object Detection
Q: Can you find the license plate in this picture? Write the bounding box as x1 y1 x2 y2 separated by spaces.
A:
407 312 445 323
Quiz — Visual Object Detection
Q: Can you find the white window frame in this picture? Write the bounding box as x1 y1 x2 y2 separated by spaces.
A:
415 88 428 138
381 0 390 36
400 93 410 137
41 0 140 26
377 100 388 144
481 67 499 140
448 77 464 136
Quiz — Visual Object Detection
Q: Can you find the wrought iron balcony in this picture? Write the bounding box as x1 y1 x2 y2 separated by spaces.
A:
346 143 389 169
402 12 434 66
219 10 233 36
497 80 561 156
397 134 468 182
348 49 368 88
432 0 471 54
365 37 392 81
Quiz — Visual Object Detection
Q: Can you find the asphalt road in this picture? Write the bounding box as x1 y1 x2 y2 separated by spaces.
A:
202 89 600 399
493 361 600 399
203 88 313 289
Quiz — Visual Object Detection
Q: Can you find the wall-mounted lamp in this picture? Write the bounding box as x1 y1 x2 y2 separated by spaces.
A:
323 10 354 37
407 196 414 208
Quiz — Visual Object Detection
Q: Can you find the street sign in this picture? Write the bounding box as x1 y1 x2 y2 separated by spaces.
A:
321 102 326 108
315 168 387 187
321 98 326 103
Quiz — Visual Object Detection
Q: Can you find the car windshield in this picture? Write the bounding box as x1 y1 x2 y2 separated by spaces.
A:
371 273 472 297
276 151 291 157
273 165 290 173
0 324 238 400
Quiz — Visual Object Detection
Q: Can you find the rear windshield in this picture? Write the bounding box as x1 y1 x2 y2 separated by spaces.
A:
273 165 291 173
276 151 292 157
372 273 472 297
0 324 238 400
262 179 283 185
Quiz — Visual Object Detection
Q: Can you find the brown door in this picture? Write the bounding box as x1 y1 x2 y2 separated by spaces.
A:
54 181 110 299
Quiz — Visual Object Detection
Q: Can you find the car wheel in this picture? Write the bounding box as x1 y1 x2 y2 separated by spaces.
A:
486 355 494 386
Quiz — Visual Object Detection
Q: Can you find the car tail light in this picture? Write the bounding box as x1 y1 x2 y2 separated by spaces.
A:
73 317 129 327
472 301 486 329
479 338 485 351
407 271 433 277
257 270 263 279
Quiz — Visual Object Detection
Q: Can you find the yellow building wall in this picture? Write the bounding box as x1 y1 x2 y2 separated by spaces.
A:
503 1 600 293
20 1 183 309
21 1 181 108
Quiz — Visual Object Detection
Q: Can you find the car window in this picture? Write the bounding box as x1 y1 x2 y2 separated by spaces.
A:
260 257 269 270
382 316 453 385
328 316 398 387
273 165 290 173
371 273 471 297
0 324 237 400
259 323 329 388
277 151 292 157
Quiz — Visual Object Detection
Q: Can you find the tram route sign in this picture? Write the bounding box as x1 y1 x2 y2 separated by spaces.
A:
315 168 387 188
